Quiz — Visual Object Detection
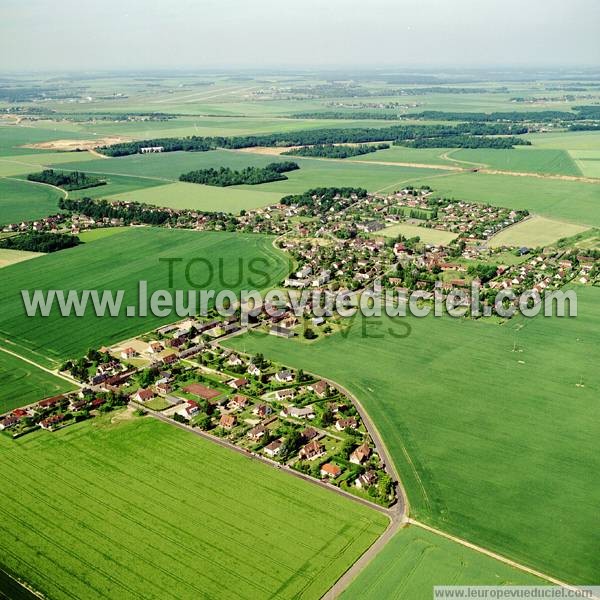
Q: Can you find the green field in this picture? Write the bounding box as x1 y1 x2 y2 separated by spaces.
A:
0 414 387 599
0 350 76 414
353 146 457 167
341 526 542 599
0 228 289 363
226 286 600 583
106 181 284 213
0 249 43 268
489 216 589 248
447 148 583 176
0 152 99 177
0 177 64 226
377 222 457 245
77 227 130 242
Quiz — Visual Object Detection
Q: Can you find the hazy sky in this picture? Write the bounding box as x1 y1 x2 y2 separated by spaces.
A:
2 0 599 71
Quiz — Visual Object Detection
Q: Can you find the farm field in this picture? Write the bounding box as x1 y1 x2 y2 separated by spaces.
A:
488 215 589 248
569 151 600 179
341 526 542 600
226 285 600 583
0 350 76 414
352 146 457 167
0 228 289 363
77 227 129 242
0 177 64 226
0 414 387 600
447 148 583 177
0 249 43 268
0 151 99 176
377 222 457 245
391 171 600 227
106 181 284 213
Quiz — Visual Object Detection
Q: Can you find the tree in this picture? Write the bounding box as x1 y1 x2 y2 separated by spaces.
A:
303 328 317 340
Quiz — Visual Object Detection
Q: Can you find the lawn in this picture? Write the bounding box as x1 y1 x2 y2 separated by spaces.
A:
488 215 590 248
0 177 64 226
0 228 289 363
377 222 457 245
389 171 600 227
0 350 76 414
225 286 600 584
0 414 387 600
106 181 284 213
341 526 542 600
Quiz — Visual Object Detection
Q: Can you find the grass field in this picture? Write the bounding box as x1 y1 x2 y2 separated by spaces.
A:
0 249 43 268
0 228 289 363
0 414 387 600
390 171 600 227
226 286 600 583
77 227 130 242
353 146 457 167
106 181 284 213
341 526 542 599
0 177 64 226
377 222 457 245
0 152 99 177
447 148 583 177
488 215 590 248
0 350 76 414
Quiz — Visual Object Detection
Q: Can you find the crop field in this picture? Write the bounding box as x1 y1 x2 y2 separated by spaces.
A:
77 227 129 242
447 148 583 176
352 146 457 167
0 249 43 268
0 414 387 600
0 350 76 414
106 181 284 213
341 526 542 600
389 171 600 227
0 152 99 177
0 228 289 363
377 222 457 245
488 215 589 248
226 286 600 583
0 177 64 226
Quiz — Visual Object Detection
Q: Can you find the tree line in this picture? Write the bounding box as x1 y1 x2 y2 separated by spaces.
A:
280 187 368 214
179 161 299 186
27 170 106 191
282 143 389 158
395 135 531 149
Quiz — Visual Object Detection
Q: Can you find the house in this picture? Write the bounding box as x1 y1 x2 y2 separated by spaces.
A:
275 388 295 401
299 439 325 461
161 352 178 366
227 354 243 367
335 417 358 431
264 438 283 457
230 395 250 411
219 414 237 430
69 398 88 412
120 347 136 360
247 424 266 440
308 380 329 398
253 404 272 418
134 388 155 403
355 470 378 489
275 370 295 383
350 442 372 465
183 383 221 400
281 405 315 420
177 400 200 419
229 378 249 390
37 395 63 410
39 413 66 431
155 380 173 395
301 427 319 442
147 341 163 354
320 463 342 479
247 364 262 377
0 415 19 430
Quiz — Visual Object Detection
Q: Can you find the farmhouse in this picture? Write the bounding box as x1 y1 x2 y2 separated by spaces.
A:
299 440 325 461
350 442 372 465
183 383 221 400
269 325 295 339
147 341 163 354
121 347 136 359
320 463 342 479
219 414 237 430
264 439 283 457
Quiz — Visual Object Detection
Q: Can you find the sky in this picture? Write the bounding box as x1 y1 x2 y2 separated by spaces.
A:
1 0 599 72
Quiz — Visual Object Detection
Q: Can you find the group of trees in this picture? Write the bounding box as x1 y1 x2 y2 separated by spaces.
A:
396 134 530 149
27 170 106 191
179 161 299 187
280 187 368 214
282 143 389 159
0 231 81 253
99 136 214 157
59 197 176 225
